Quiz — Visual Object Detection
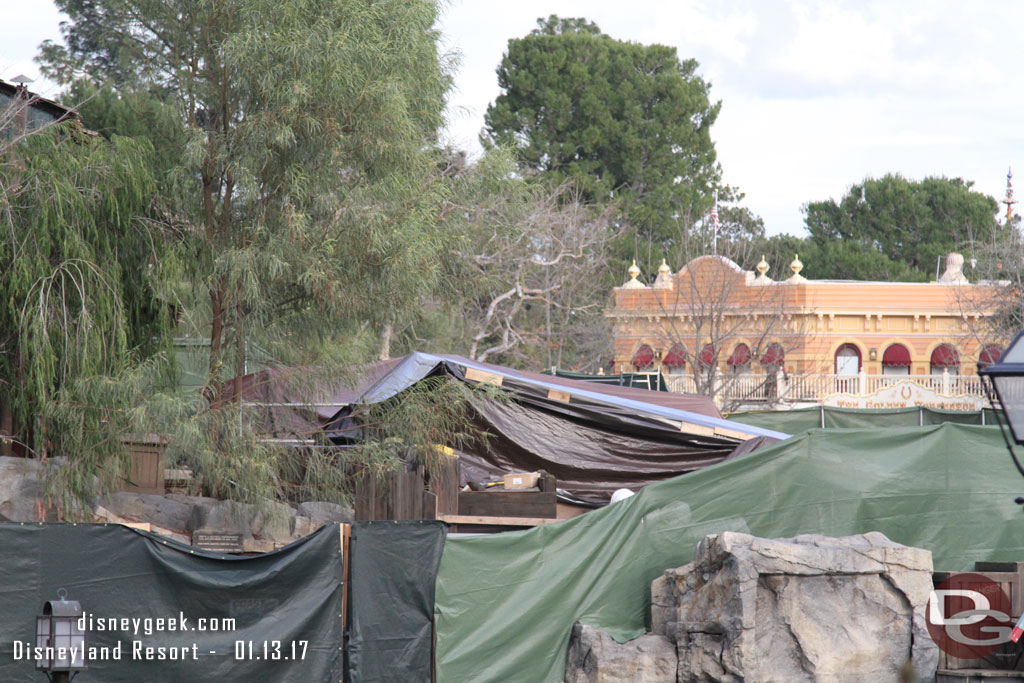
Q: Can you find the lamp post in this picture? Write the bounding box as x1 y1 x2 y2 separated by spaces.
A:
35 589 86 682
979 330 1024 503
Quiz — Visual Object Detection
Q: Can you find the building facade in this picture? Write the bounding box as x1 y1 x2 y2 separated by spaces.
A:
606 253 1003 408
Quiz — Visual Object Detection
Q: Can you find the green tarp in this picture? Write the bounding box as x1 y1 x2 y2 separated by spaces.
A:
727 405 999 432
434 423 1024 682
346 521 447 683
0 522 343 682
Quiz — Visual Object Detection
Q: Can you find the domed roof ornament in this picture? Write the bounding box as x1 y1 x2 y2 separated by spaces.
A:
751 254 772 285
653 259 674 289
621 259 647 289
787 254 807 283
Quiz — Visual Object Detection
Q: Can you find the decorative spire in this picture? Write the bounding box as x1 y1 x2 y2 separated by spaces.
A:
621 259 647 289
787 254 806 283
653 259 673 289
1005 167 1018 223
756 255 769 277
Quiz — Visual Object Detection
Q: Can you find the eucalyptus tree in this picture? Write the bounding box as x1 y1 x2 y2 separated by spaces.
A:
33 0 461 506
45 0 451 383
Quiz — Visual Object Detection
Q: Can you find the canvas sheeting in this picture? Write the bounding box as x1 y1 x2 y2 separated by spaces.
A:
326 353 789 501
434 423 1024 682
0 522 343 682
345 521 446 683
727 405 1000 433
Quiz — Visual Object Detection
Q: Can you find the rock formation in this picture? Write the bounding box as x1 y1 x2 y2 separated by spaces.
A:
567 531 938 683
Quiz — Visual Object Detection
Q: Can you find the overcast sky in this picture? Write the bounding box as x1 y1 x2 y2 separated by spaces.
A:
4 0 1022 238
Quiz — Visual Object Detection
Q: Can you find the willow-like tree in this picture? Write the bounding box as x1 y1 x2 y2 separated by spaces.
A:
0 119 171 468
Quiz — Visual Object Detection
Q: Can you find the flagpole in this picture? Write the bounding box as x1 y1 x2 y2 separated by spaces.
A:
711 190 719 256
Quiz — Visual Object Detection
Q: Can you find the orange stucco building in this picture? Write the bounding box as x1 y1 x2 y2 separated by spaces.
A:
607 253 1003 381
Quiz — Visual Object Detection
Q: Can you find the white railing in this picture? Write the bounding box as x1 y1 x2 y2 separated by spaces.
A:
663 370 986 402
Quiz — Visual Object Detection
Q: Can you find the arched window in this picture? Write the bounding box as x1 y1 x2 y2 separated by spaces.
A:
835 344 861 375
698 343 715 368
662 344 687 375
881 343 911 377
631 344 654 370
979 345 1002 370
728 343 751 374
760 343 784 369
930 344 960 375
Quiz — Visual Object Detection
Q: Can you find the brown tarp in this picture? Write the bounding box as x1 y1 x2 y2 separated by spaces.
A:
216 354 787 501
327 354 788 502
216 361 402 439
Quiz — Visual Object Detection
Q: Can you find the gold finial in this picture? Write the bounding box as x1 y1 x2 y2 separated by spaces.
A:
790 254 803 277
653 258 674 289
756 255 769 277
621 259 647 289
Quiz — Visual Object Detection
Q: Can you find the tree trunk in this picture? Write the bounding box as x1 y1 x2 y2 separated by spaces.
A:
0 398 12 458
379 323 392 361
232 299 245 403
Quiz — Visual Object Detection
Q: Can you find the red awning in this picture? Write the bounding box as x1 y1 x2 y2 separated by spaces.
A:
727 343 751 367
760 343 784 367
882 344 911 367
698 343 715 366
632 344 654 367
662 344 687 367
980 345 1002 367
930 344 960 368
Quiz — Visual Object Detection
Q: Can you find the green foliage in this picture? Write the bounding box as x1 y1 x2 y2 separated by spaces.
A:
483 16 723 255
39 0 455 377
803 174 1004 279
0 125 173 464
747 234 926 282
63 79 187 182
29 0 489 509
532 15 604 36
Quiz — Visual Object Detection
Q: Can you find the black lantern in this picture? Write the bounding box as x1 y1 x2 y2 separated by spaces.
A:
35 589 86 682
979 330 1024 498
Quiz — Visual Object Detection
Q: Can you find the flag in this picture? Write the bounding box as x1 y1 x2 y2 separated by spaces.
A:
711 191 721 234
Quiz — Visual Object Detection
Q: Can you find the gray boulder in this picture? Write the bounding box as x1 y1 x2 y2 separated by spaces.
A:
187 499 254 538
0 457 42 522
251 500 297 544
656 531 937 683
566 623 677 683
100 492 193 532
297 501 353 528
